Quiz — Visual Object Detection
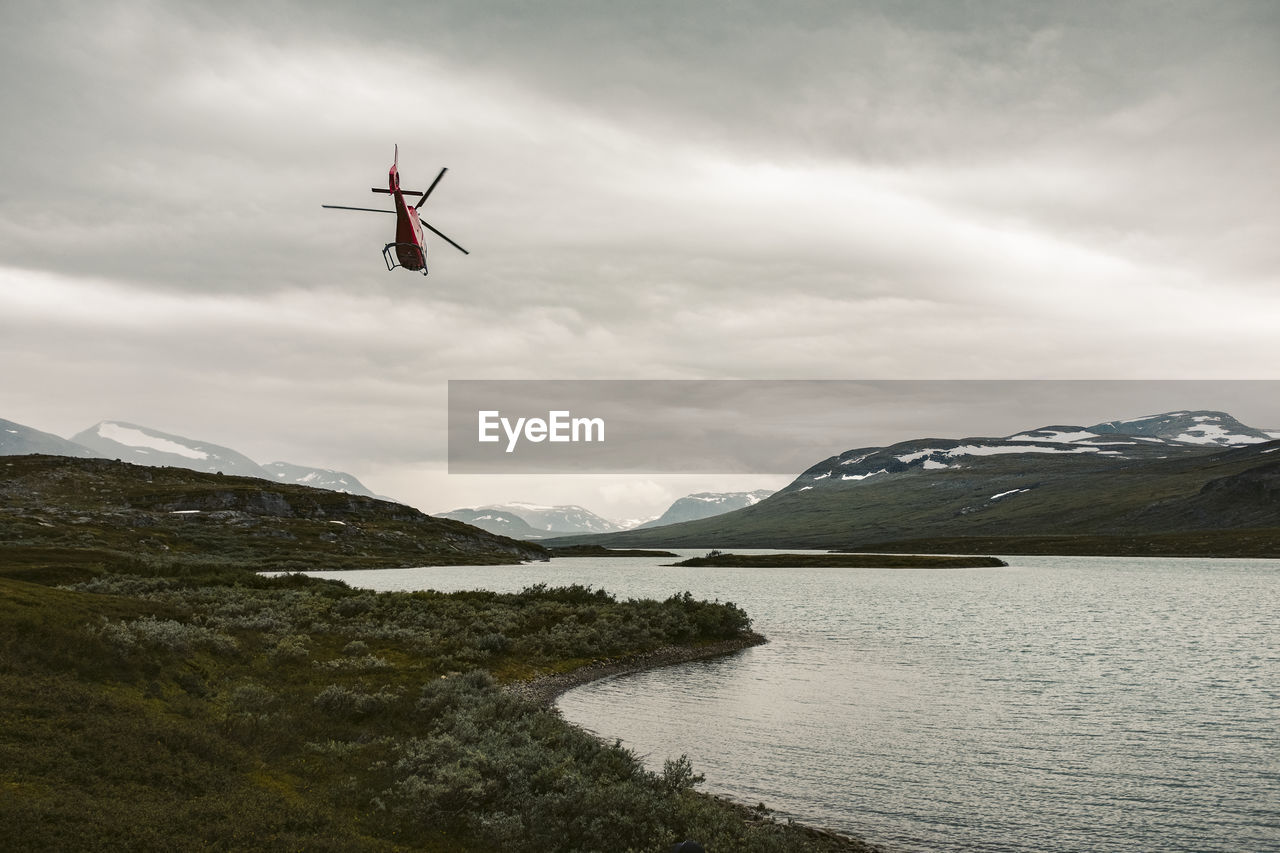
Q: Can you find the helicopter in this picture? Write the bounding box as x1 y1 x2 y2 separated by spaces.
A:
322 145 468 275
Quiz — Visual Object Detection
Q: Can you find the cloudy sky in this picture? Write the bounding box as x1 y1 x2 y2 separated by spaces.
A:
3 0 1278 520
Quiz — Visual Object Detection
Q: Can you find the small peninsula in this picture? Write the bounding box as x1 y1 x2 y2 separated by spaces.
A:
671 552 1008 569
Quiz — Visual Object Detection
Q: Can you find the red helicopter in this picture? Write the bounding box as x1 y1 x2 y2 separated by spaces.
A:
322 145 468 275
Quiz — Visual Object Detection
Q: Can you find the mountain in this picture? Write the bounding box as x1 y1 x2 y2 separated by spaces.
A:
438 502 621 538
72 421 270 478
1 418 95 458
634 489 775 529
544 411 1280 556
1084 410 1274 446
65 420 377 497
441 491 778 538
261 461 378 498
500 502 620 534
434 508 551 540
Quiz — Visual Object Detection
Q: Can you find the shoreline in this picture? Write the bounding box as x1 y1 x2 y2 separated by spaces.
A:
507 631 888 852
505 631 768 706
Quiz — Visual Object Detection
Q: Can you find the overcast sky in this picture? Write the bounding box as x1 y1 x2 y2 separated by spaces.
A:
3 1 1278 520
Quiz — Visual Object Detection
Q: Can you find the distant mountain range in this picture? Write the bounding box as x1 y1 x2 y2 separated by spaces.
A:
2 417 379 498
437 502 624 539
438 490 777 538
545 411 1280 556
630 490 775 529
435 507 564 540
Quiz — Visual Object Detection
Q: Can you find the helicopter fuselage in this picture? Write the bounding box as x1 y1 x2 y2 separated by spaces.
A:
322 146 468 276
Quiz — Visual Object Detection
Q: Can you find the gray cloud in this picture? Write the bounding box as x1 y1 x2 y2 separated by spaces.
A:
2 0 1278 517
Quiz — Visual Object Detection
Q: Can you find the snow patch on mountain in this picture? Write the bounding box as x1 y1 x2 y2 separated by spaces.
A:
1008 429 1099 444
991 488 1031 500
1087 411 1272 446
95 421 209 460
897 449 943 463
946 444 1108 457
1173 424 1269 445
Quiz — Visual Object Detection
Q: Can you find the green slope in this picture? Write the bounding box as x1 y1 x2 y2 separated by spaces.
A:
548 442 1280 555
1 454 547 582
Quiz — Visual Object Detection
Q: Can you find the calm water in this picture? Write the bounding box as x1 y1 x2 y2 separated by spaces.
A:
302 553 1280 852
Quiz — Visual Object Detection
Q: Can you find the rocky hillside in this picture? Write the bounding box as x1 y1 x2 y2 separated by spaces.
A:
1 455 547 583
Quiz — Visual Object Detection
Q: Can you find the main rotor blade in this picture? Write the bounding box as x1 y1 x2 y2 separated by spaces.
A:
415 167 448 209
419 217 469 254
322 205 396 214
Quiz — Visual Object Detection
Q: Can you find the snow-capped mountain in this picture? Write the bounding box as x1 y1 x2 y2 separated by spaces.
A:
0 418 379 498
550 410 1280 551
1084 410 1274 446
634 489 775 529
438 502 621 537
0 418 95 458
73 421 268 478
497 502 621 534
260 462 378 498
434 508 551 539
788 410 1272 489
442 491 779 539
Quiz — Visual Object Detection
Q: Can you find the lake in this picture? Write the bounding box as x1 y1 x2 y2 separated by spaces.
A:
301 552 1280 852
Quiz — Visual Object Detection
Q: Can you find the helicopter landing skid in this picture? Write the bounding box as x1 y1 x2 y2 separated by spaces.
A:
382 242 428 275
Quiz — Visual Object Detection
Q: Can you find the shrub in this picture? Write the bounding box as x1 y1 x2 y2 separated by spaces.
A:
314 654 391 671
129 616 239 655
266 634 310 664
661 755 705 792
313 684 401 719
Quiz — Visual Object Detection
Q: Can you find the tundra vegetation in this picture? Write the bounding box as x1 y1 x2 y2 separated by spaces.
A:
0 456 875 852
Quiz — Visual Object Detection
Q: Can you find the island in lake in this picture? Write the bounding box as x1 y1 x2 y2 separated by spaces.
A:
671 552 1007 569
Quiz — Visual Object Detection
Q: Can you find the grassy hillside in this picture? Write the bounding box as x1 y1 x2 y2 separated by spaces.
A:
1 455 547 582
549 442 1280 555
0 455 878 852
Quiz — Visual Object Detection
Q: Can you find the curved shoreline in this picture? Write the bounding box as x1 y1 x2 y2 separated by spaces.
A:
505 631 768 707
507 632 887 852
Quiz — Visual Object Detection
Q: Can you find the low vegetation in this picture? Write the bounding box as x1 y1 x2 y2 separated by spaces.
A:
1 455 877 851
0 455 548 581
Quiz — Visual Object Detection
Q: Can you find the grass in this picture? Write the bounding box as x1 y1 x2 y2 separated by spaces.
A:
0 568 876 851
0 456 887 850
